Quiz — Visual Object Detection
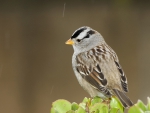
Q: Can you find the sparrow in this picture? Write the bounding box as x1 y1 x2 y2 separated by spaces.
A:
66 26 133 108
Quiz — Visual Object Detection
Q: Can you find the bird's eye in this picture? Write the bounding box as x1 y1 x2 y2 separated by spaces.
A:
76 39 81 42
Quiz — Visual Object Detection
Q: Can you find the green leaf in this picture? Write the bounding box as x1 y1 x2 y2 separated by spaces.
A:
82 97 89 103
50 107 56 113
147 97 150 110
117 109 123 113
109 108 119 113
75 106 86 113
91 96 103 106
78 103 86 110
128 105 144 113
79 97 91 110
99 106 108 113
94 109 99 113
89 103 107 113
66 110 75 113
51 99 71 113
136 100 147 111
71 102 79 111
110 97 124 112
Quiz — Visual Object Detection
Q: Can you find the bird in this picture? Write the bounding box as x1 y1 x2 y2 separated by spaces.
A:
65 26 133 108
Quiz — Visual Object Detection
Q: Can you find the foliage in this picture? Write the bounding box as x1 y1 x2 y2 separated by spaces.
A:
50 97 150 113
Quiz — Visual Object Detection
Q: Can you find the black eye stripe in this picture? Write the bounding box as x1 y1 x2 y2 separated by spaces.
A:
71 27 87 39
83 30 95 39
83 34 89 38
87 30 95 35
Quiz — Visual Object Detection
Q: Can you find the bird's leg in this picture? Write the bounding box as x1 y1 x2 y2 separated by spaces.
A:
85 103 90 113
85 98 92 113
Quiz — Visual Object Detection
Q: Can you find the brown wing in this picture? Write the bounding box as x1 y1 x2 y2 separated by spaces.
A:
75 46 111 97
114 61 128 92
105 44 128 92
75 44 128 96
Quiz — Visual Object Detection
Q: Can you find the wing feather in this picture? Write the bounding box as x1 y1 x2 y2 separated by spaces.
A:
75 46 111 97
115 61 128 92
75 44 129 95
103 44 128 92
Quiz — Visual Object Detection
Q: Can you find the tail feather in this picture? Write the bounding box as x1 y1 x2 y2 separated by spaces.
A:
113 89 133 108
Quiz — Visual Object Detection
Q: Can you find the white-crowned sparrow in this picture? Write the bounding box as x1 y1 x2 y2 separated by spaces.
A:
66 26 133 108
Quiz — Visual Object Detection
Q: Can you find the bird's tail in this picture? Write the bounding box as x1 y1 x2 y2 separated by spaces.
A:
113 89 133 108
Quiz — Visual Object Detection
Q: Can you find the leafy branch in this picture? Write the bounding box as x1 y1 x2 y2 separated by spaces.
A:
51 97 150 113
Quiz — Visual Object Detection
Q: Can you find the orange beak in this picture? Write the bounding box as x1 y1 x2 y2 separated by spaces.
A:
65 39 74 45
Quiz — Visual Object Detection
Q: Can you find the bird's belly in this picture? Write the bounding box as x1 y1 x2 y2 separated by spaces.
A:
75 72 107 99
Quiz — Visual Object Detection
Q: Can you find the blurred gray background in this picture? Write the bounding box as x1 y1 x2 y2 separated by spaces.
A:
0 0 150 113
